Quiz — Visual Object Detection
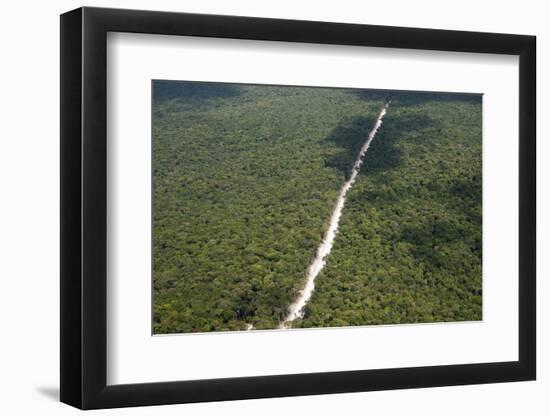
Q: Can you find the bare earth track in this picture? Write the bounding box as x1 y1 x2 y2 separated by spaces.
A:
279 102 390 329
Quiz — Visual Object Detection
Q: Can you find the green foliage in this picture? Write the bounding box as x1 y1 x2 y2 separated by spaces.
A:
152 81 383 333
152 81 482 334
297 93 482 328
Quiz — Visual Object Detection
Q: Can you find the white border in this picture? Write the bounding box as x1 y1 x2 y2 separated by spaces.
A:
107 32 519 385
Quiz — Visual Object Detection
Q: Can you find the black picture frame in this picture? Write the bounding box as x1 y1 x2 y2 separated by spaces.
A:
60 6 536 410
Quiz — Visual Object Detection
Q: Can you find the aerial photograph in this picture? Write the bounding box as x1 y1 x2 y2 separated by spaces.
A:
151 80 482 334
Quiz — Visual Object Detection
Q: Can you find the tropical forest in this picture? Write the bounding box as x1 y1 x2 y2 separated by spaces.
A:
152 80 482 334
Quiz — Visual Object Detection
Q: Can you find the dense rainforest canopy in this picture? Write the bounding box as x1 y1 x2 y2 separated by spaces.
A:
152 80 482 334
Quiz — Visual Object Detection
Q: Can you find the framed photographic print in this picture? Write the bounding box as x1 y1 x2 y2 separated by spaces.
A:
60 6 536 409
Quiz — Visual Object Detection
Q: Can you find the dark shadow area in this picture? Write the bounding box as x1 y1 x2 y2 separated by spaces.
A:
323 112 437 180
323 115 377 178
363 112 436 175
391 91 482 106
402 218 462 247
450 176 482 201
399 217 473 269
447 177 483 239
352 89 392 103
397 176 482 266
153 80 243 103
352 89 481 106
35 386 59 401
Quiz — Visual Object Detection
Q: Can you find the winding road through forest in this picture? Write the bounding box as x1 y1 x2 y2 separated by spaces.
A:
279 102 390 329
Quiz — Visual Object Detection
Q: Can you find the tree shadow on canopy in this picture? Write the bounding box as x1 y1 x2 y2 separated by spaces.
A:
352 89 482 107
323 111 436 181
153 80 243 103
